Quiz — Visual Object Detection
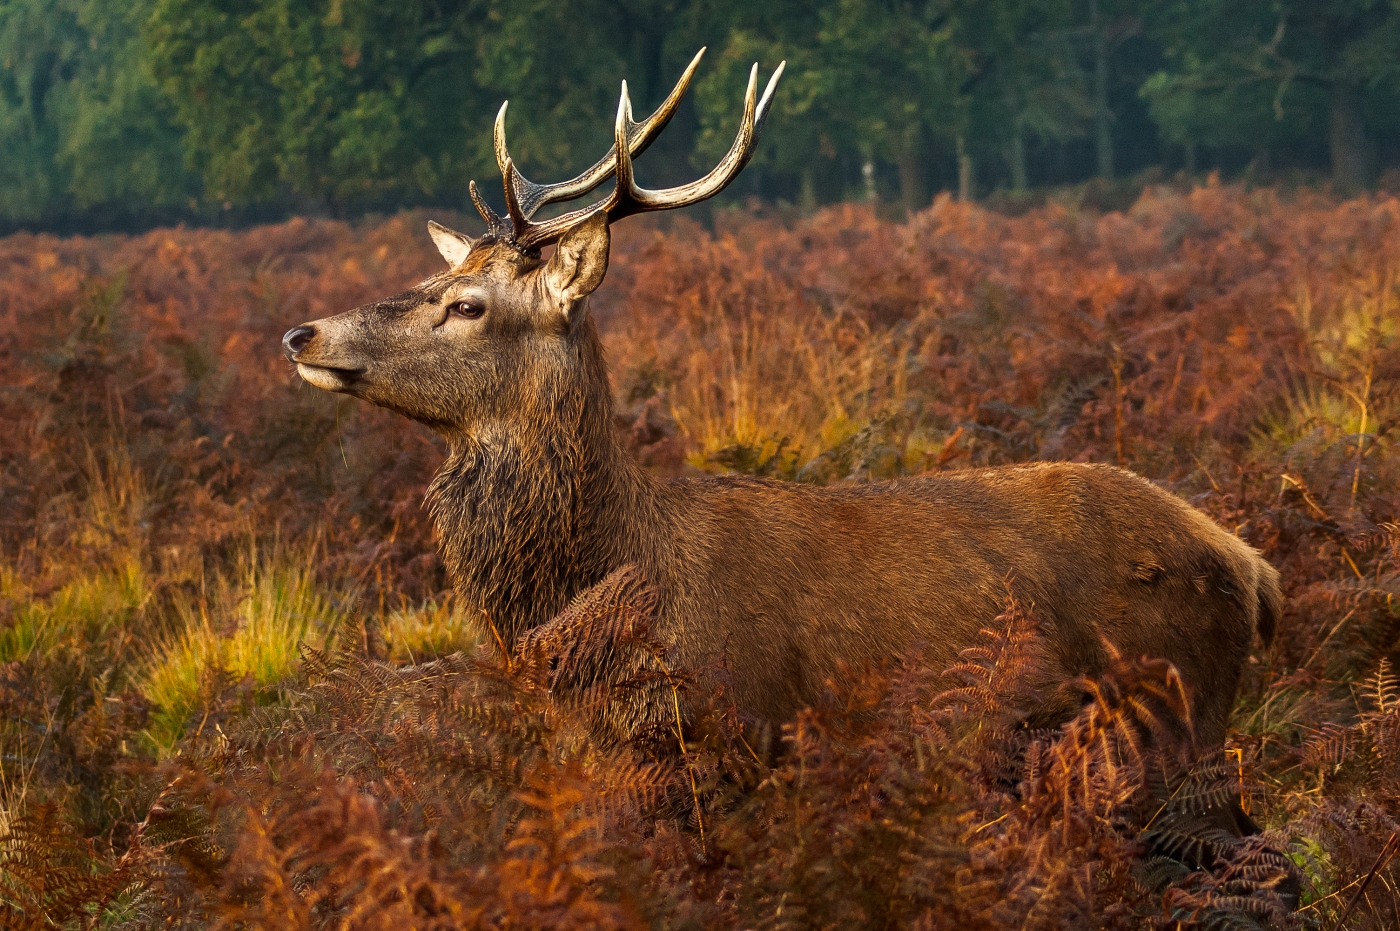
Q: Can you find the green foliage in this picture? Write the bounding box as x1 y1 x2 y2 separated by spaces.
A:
1143 0 1400 187
694 0 1091 204
0 0 194 224
144 0 479 207
9 0 1400 228
142 0 717 210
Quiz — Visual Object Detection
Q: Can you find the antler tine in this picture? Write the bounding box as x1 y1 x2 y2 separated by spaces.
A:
754 60 786 138
469 180 513 240
514 60 784 250
496 48 706 225
609 60 783 223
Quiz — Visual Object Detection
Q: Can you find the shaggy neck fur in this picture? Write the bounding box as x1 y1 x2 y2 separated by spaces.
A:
425 323 655 645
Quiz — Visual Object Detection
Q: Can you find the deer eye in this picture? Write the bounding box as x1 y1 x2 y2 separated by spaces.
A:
447 299 484 320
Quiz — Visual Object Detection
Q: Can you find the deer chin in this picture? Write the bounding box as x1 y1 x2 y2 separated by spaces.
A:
296 362 362 393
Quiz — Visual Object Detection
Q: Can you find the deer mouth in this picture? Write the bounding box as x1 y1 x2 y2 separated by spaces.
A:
296 362 363 392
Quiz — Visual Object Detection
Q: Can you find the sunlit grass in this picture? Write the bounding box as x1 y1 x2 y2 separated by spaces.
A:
77 442 148 553
381 597 481 664
142 601 222 749
224 554 342 685
670 309 914 470
0 434 154 664
0 557 147 664
0 607 51 666
1288 267 1399 373
1267 267 1400 480
140 544 346 750
0 567 45 665
1253 380 1364 450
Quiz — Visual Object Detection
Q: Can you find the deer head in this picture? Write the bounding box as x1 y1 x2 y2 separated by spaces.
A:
282 50 784 435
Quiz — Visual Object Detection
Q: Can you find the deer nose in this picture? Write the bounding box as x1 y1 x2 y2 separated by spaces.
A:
282 325 315 360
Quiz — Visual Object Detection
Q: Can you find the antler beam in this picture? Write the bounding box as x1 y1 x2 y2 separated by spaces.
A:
471 51 784 251
500 48 706 221
607 61 785 223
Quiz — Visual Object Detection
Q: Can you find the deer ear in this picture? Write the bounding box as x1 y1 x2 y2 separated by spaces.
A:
542 212 610 319
428 221 474 267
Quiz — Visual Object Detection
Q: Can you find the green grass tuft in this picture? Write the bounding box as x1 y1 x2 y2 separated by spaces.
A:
140 545 345 750
381 597 481 664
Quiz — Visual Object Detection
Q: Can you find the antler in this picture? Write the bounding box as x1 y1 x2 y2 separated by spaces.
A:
472 51 785 251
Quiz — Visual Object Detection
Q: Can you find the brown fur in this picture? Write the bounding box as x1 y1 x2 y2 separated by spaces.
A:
283 216 1282 754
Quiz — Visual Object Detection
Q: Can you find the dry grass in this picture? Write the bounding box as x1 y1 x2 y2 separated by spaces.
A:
1 183 1399 927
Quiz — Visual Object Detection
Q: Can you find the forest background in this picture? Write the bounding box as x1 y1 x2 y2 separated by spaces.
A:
6 0 1400 234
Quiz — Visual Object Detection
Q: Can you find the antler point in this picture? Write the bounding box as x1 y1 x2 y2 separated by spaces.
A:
496 51 776 248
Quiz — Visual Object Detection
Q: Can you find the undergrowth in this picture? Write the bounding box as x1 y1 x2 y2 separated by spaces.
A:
2 184 1399 927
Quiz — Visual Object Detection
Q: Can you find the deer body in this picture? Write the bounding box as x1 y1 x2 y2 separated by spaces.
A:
424 325 1279 750
282 51 1280 758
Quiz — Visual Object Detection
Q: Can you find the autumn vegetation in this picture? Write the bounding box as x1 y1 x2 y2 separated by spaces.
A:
2 181 1399 928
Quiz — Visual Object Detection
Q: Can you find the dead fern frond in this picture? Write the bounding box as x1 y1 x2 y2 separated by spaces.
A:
1302 722 1354 772
1162 754 1251 818
931 596 1048 726
1157 833 1303 930
1134 854 1191 892
0 802 148 929
1364 657 1397 715
518 564 659 690
515 565 689 758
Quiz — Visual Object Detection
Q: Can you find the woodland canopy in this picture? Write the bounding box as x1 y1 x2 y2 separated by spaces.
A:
4 0 1400 232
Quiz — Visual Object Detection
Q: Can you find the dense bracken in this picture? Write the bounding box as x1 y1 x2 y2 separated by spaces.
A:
1 181 1398 928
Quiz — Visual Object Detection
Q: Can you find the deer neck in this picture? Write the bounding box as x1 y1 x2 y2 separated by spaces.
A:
426 345 654 646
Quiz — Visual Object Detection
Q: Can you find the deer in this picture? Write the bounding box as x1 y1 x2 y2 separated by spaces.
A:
281 50 1281 780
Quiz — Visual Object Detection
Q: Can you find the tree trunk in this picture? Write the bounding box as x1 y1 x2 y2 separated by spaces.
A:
1330 81 1372 194
1090 0 1114 179
1252 146 1271 177
897 151 927 212
862 160 877 202
1183 140 1196 176
956 135 975 202
799 168 817 213
1009 120 1028 193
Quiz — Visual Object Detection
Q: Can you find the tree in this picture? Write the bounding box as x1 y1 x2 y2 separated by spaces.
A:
146 0 497 210
1143 0 1400 191
946 0 1090 193
694 1 966 210
467 0 715 198
695 0 1099 205
144 0 724 215
0 0 193 225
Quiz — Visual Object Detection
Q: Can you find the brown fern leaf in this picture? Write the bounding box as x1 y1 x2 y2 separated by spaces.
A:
1154 834 1302 930
1364 657 1398 715
1302 722 1356 773
518 564 660 689
931 597 1048 726
1140 825 1234 871
1134 854 1191 892
515 566 682 753
0 802 144 927
1158 753 1254 819
587 758 677 814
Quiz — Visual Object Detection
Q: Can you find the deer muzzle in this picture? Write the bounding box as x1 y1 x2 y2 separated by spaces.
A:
283 323 363 393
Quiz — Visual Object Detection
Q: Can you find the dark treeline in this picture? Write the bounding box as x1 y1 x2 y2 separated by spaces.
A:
4 0 1400 234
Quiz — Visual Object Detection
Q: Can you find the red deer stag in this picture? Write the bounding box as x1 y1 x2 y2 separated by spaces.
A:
282 50 1280 760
